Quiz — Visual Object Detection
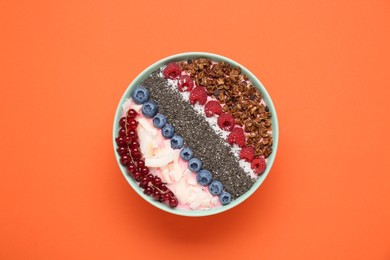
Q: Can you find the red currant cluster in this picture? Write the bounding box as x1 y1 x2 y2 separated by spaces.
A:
115 109 178 208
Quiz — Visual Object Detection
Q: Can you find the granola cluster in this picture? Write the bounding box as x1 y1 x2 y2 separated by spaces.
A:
180 58 273 158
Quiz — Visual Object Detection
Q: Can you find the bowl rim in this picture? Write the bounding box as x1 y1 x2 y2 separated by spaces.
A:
113 52 279 217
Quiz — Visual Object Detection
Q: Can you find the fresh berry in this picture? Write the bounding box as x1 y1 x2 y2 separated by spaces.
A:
127 118 138 130
142 100 158 118
251 156 266 175
227 127 245 147
170 135 184 149
204 100 222 117
188 158 202 173
189 86 207 105
169 197 178 207
152 176 162 186
136 160 145 168
178 75 194 92
240 146 255 162
163 63 181 79
126 163 136 173
131 86 150 104
180 147 193 161
152 114 167 129
143 186 153 196
217 113 235 131
127 109 138 118
196 170 212 186
162 124 175 138
133 171 142 181
208 180 223 196
120 154 131 166
219 191 232 205
119 117 127 127
115 136 126 146
116 146 127 156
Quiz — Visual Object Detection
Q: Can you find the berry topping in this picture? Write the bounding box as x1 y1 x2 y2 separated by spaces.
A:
239 146 255 162
131 86 150 104
152 113 167 129
219 191 232 205
127 109 138 118
227 127 245 147
180 147 193 161
161 124 175 138
204 100 222 117
163 63 181 79
170 135 184 149
196 170 212 186
208 180 223 196
217 113 235 131
178 75 194 92
169 197 178 207
189 86 207 105
188 158 202 173
141 100 158 118
251 157 266 175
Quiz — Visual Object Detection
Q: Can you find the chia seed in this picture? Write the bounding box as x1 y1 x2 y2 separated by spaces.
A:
141 70 256 199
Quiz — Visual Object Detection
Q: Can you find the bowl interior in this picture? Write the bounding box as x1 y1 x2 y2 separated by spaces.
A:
113 52 279 217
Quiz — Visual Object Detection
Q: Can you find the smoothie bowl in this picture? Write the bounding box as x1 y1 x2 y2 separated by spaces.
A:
113 52 279 217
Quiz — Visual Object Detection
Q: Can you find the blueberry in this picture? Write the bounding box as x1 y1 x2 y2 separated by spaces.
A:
131 86 150 104
188 158 202 173
180 147 193 161
208 180 223 196
142 100 158 118
170 135 184 149
196 170 212 186
152 114 167 129
219 191 232 205
162 124 175 139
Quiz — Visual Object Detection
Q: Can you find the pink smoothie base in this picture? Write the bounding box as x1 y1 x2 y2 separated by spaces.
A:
122 99 222 210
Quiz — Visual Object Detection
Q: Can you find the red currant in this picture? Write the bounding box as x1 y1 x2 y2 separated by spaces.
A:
169 197 178 207
159 184 168 191
128 130 137 138
130 141 140 149
115 136 126 146
140 176 149 186
131 150 141 160
124 135 132 144
127 119 138 130
127 109 137 118
116 146 127 155
140 167 149 175
143 186 153 195
120 155 131 166
119 117 127 127
153 190 161 200
153 176 162 186
133 171 142 181
126 163 136 173
136 160 145 168
118 127 127 137
163 193 171 201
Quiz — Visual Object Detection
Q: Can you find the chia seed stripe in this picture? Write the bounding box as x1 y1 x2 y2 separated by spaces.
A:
141 70 256 199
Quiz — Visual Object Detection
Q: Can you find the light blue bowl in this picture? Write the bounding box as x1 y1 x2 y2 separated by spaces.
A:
113 52 279 217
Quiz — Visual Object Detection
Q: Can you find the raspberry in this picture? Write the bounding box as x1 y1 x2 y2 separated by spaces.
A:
227 127 245 147
251 157 266 175
189 86 207 105
204 100 222 117
178 75 194 92
240 146 255 162
217 113 235 131
163 63 181 79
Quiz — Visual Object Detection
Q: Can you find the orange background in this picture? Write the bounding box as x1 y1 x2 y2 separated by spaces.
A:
1 0 389 259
